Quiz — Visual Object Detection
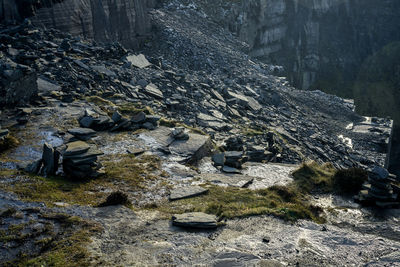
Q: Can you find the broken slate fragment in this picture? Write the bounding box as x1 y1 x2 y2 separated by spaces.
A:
41 143 58 176
125 54 151 69
64 141 90 156
172 212 217 229
67 128 96 141
143 83 163 99
169 186 208 201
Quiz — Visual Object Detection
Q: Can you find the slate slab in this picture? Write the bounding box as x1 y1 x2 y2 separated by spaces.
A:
172 212 217 229
169 186 208 201
198 173 253 188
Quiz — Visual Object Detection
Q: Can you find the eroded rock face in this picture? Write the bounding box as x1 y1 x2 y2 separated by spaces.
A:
0 0 152 49
191 0 400 91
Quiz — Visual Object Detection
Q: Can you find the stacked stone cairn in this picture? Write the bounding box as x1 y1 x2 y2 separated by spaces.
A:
356 166 400 208
62 141 104 179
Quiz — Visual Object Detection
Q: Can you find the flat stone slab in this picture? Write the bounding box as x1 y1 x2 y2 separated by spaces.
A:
197 173 253 188
143 83 163 99
126 54 151 69
64 141 90 156
169 133 211 161
243 163 297 190
172 212 217 229
169 186 208 201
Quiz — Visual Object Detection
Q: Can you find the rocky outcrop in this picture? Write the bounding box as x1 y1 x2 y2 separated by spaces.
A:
192 0 400 92
0 0 152 49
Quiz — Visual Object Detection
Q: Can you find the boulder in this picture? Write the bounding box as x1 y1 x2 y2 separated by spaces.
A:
41 143 58 176
125 54 151 69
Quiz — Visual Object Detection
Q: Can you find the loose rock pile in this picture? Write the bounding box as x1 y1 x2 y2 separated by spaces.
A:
356 166 400 208
63 141 104 179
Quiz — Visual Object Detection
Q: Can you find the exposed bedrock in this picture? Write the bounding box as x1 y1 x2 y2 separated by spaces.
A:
0 0 153 49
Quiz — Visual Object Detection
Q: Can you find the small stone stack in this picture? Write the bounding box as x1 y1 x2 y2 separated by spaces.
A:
356 166 399 208
62 141 104 179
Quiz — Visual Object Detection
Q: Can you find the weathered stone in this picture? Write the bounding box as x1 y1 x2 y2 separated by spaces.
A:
41 143 57 176
172 212 217 229
125 54 151 69
24 159 42 174
212 153 225 166
67 128 96 141
64 141 90 156
131 112 146 124
143 84 163 99
169 186 208 201
111 111 123 123
370 166 389 180
222 166 241 174
198 173 253 188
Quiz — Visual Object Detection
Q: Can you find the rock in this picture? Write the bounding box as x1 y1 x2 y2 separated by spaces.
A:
111 111 123 123
143 83 163 99
125 54 151 68
370 166 389 180
169 133 213 163
91 65 116 78
41 143 58 176
64 141 90 156
169 186 208 201
24 159 42 174
79 116 95 128
37 77 61 95
0 129 9 139
131 112 146 124
224 151 244 169
171 127 189 140
67 128 96 141
222 166 241 174
198 173 253 188
63 142 103 179
172 212 217 229
212 153 225 166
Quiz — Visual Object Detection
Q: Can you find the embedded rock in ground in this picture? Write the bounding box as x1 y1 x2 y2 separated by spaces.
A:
224 151 244 169
222 166 241 174
41 143 58 176
172 212 217 229
171 127 189 140
169 186 208 201
212 153 225 166
37 78 61 96
67 128 96 141
198 173 253 188
169 133 212 163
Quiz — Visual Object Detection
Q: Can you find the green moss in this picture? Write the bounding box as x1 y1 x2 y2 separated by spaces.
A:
85 96 115 107
152 184 325 223
117 103 154 116
291 161 336 194
242 127 264 136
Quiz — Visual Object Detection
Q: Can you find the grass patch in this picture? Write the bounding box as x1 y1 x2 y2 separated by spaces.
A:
117 103 154 116
0 154 163 207
151 185 325 223
85 96 115 107
242 127 264 136
292 161 336 193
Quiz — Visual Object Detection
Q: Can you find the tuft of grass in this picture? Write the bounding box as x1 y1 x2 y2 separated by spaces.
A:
85 96 115 107
117 103 154 116
291 161 336 194
242 127 264 136
0 135 20 153
152 184 325 223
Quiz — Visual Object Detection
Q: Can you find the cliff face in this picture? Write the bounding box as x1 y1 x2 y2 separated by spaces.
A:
197 0 400 93
0 0 153 49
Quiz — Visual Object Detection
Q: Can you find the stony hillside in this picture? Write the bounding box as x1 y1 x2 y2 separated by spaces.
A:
0 1 399 266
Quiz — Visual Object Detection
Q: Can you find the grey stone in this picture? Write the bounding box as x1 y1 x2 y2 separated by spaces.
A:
370 166 389 180
172 212 217 229
79 116 95 128
24 159 42 174
37 78 61 95
169 186 208 201
143 83 163 99
125 54 151 68
131 112 146 124
41 143 57 176
222 166 241 174
212 153 225 166
0 129 9 138
67 128 96 141
64 141 90 156
198 173 253 188
112 111 123 123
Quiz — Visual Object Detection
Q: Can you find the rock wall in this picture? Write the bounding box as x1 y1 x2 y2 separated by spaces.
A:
0 0 153 49
197 0 400 93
